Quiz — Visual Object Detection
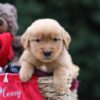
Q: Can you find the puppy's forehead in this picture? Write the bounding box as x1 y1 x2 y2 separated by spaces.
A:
30 19 63 37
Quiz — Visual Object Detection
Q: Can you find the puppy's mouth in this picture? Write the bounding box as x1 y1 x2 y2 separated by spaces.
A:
42 57 54 62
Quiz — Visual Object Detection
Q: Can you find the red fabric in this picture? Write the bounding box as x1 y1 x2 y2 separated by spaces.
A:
0 74 44 100
70 79 79 91
0 32 14 67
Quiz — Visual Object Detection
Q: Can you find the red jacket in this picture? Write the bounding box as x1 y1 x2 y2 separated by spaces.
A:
0 32 14 67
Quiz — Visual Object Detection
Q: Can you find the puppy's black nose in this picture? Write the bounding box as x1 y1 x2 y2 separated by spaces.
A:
43 51 52 57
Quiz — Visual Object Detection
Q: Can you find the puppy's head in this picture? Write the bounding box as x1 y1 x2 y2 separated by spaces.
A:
21 19 71 62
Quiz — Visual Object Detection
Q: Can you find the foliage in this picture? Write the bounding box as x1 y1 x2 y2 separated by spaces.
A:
1 0 100 100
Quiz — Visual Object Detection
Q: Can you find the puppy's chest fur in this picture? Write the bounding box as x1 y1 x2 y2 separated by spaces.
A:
34 60 58 73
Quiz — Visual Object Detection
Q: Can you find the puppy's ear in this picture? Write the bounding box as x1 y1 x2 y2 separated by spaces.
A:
62 28 71 49
21 27 31 49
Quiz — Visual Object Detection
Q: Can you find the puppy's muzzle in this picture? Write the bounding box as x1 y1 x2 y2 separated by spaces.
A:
43 51 52 57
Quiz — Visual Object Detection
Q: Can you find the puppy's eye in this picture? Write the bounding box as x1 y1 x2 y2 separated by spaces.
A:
52 38 60 42
31 39 41 42
35 39 41 42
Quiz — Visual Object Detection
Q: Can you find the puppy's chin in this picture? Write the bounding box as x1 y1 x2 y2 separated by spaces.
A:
39 57 55 63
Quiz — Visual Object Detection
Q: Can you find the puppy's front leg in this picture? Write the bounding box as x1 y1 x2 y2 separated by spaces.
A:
53 67 72 94
19 61 34 82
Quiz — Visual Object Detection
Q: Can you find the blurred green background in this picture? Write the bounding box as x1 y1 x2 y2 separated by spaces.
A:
1 0 100 100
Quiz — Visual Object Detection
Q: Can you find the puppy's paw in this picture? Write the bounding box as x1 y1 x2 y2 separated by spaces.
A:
19 69 33 82
53 77 72 94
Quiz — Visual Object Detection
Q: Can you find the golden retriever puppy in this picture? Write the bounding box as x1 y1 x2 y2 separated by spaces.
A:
19 18 79 93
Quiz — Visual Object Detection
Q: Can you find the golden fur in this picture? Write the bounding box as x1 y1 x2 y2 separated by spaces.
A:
19 19 79 93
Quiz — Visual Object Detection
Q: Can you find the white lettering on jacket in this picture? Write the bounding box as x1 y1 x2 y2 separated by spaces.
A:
0 87 21 98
